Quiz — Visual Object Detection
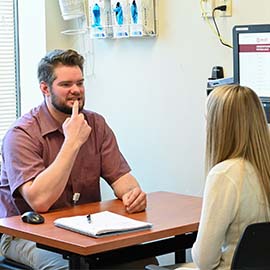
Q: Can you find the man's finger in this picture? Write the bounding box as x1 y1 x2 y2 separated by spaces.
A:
72 100 79 118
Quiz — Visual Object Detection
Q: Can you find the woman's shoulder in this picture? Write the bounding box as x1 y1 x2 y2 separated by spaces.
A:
210 158 253 175
208 158 256 187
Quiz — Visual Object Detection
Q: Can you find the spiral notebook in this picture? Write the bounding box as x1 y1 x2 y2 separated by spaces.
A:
54 211 152 238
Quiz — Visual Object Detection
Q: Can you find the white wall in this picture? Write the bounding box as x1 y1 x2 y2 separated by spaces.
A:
76 0 270 199
18 0 46 114
20 1 270 199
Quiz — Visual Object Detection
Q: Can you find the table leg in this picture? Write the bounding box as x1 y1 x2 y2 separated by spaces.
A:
174 233 196 264
68 253 82 270
175 248 186 263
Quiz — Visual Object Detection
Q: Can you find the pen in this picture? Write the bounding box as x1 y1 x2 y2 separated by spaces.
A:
87 214 91 223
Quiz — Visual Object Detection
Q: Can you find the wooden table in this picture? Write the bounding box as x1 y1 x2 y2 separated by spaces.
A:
0 191 202 269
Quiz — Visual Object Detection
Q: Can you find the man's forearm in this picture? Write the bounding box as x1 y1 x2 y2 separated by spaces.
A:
111 173 139 199
19 140 80 212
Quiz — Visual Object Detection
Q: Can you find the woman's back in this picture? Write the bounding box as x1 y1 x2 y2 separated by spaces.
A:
173 85 270 270
191 158 270 270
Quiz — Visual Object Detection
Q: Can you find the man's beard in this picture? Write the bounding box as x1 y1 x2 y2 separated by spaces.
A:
50 90 85 114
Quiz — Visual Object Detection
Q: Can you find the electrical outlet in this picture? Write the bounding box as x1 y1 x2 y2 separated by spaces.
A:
215 0 232 17
201 0 215 18
201 0 232 18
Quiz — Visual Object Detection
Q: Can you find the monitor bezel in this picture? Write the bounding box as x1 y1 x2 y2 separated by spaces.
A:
233 24 270 84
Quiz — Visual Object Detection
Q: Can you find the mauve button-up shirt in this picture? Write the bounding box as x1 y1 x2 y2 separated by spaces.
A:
0 102 131 217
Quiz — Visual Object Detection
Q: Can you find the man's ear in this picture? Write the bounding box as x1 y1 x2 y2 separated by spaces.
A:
40 81 50 96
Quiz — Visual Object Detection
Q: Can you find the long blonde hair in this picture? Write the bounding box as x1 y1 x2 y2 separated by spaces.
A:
206 84 270 205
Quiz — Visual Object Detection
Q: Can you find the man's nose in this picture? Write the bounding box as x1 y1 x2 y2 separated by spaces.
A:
70 84 81 94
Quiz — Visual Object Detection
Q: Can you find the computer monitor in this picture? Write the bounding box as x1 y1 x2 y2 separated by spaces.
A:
233 24 270 123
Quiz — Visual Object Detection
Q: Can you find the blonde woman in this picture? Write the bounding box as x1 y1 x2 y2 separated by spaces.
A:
173 85 270 270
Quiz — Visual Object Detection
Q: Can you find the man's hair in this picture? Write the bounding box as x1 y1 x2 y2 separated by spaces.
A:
205 84 270 206
37 49 84 87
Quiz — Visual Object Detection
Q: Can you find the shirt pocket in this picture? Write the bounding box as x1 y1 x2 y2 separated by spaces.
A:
71 153 102 203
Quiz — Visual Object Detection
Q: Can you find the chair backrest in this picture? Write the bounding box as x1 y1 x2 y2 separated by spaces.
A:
231 222 270 270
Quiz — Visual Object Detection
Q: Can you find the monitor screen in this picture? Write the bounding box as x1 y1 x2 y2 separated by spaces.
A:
233 24 270 123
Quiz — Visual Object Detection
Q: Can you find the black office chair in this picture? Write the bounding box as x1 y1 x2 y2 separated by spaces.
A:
231 222 270 270
145 222 270 270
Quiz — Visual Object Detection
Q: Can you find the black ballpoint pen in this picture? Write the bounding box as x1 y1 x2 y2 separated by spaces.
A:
87 214 91 223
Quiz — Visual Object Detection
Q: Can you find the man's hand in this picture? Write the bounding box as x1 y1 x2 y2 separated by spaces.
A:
62 100 91 148
122 186 146 213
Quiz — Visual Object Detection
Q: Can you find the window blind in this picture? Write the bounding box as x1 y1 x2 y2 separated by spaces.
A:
0 0 19 147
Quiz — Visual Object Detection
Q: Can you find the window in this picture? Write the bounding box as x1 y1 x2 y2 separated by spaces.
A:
0 0 20 147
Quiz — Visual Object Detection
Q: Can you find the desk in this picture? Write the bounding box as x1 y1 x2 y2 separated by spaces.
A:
0 192 202 269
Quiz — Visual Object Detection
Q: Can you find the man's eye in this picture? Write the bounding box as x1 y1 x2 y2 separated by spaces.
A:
77 82 84 87
61 83 72 87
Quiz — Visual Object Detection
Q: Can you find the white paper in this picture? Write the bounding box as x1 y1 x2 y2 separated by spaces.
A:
54 211 152 238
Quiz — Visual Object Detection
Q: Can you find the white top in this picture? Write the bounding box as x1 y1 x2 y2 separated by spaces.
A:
177 158 270 270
